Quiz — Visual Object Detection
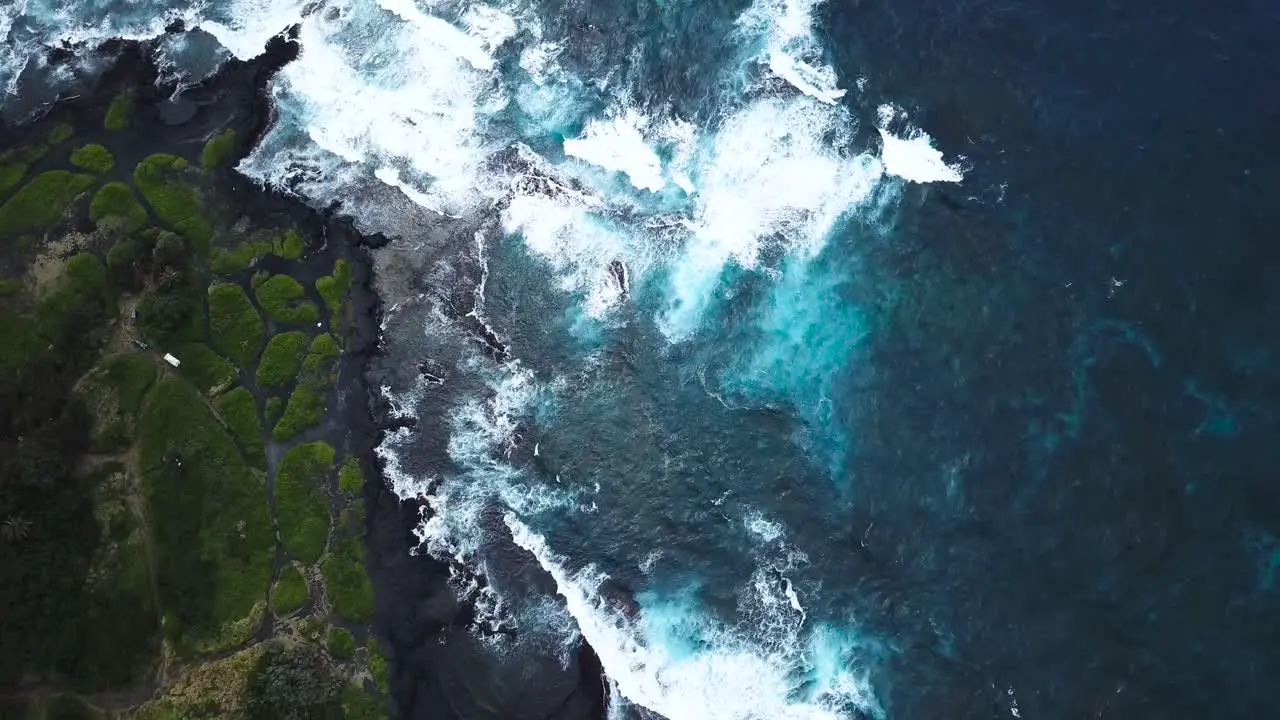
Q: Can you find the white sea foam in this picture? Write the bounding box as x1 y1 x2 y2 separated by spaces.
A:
507 515 882 720
744 510 785 543
563 108 667 193
875 103 965 184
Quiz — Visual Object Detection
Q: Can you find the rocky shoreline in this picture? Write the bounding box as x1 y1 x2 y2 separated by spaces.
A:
2 26 612 719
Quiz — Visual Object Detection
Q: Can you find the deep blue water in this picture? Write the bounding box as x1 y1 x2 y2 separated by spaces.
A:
4 0 1279 717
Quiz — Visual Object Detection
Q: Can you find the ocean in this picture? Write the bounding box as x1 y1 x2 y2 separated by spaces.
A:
4 0 1278 717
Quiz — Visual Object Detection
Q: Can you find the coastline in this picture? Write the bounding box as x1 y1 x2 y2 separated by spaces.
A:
0 27 611 719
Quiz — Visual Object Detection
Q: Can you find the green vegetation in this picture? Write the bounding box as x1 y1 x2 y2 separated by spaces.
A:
208 282 264 372
217 387 266 469
244 643 345 718
137 376 273 652
202 128 237 170
342 685 385 719
47 122 74 145
256 331 309 389
90 181 148 230
105 92 134 131
211 229 306 274
273 333 340 440
328 627 356 660
255 273 320 324
316 259 353 330
0 170 96 234
133 153 211 249
78 353 156 452
175 342 237 396
70 143 115 174
322 538 372 621
368 640 389 694
275 441 334 564
0 156 28 197
339 455 364 495
271 564 309 615
0 278 22 295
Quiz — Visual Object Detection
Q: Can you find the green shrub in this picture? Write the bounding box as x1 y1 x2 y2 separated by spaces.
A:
328 627 356 660
271 564 309 615
136 278 206 346
90 181 149 230
342 685 385 719
338 455 363 495
244 643 344 718
173 342 237 397
256 331 309 389
275 441 334 564
202 128 236 170
210 229 306 275
0 170 96 234
368 639 389 694
255 274 320 325
208 282 264 372
217 386 266 469
105 92 134 131
47 122 74 145
321 535 372 622
133 153 211 250
137 376 273 652
272 334 340 440
71 143 115 174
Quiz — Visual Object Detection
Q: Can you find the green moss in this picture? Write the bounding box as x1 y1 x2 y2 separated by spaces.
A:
328 627 356 660
368 639 389 694
275 441 334 564
265 395 284 426
172 342 236 397
202 128 237 170
256 330 310 389
271 564 309 615
0 159 28 197
338 455 364 495
90 181 149 231
217 386 266 469
138 376 273 652
316 259 353 332
133 153 211 250
208 282 264 372
272 333 340 440
0 170 96 235
321 535 372 621
341 685 385 719
255 273 320 324
105 92 134 131
47 122 74 145
211 228 306 275
70 143 115 174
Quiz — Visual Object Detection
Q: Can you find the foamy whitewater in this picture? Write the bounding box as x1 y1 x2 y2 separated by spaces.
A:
1 0 966 716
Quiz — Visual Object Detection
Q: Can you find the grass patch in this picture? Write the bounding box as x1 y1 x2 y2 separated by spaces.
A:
256 330 310 389
90 181 149 230
342 685 385 719
174 342 237 396
316 259 353 331
47 122 74 145
272 333 340 440
368 639 389 694
0 170 96 235
321 535 372 621
71 143 115 174
105 91 134 131
0 157 27 197
208 282 264 372
133 153 211 250
211 228 306 274
137 376 273 653
255 273 320 324
275 440 335 564
202 128 236 170
271 563 309 616
339 455 363 495
328 627 356 660
217 386 266 469
78 353 157 452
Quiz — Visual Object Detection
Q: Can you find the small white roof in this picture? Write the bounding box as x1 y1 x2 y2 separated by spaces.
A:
163 353 181 367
